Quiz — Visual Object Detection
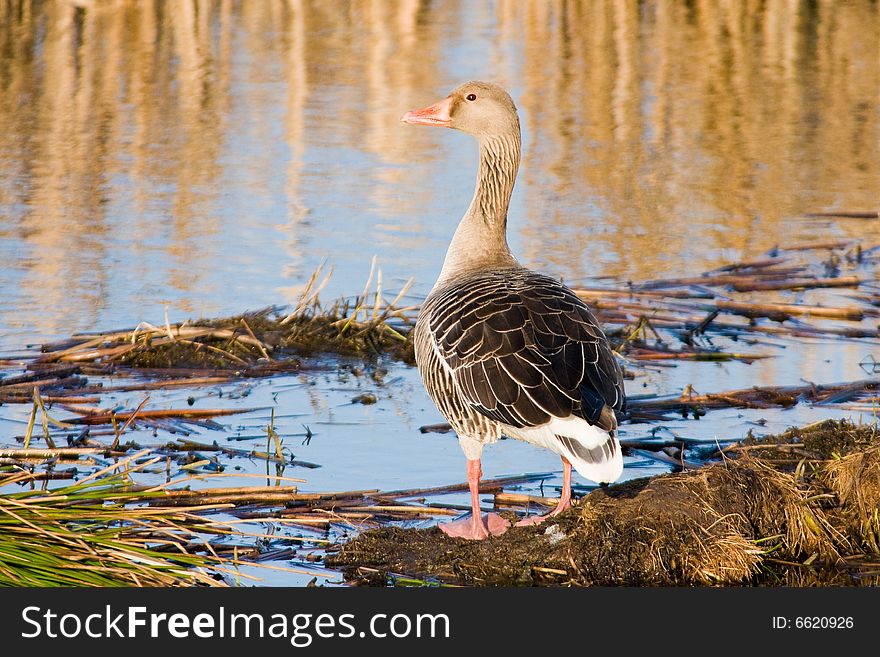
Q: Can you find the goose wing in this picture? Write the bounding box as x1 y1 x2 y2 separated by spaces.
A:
427 270 626 430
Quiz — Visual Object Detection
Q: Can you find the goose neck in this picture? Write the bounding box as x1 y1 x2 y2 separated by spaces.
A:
471 132 521 223
435 132 521 285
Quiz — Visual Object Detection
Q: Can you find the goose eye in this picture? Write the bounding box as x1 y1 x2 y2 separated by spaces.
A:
466 93 477 101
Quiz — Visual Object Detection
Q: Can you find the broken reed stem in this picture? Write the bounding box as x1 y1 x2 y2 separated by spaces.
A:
149 490 300 507
32 387 61 449
0 447 104 459
176 338 251 366
112 396 150 450
66 406 261 425
240 318 271 360
360 255 378 319
715 299 867 321
494 492 559 507
281 258 333 323
730 276 862 292
23 396 38 449
268 408 284 461
373 263 382 323
805 211 878 220
39 327 270 363
163 304 175 342
628 378 879 415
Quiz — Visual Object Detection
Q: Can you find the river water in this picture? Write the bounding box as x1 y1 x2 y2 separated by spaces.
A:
1 0 877 344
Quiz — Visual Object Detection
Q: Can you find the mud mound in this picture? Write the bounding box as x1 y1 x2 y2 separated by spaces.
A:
328 420 880 586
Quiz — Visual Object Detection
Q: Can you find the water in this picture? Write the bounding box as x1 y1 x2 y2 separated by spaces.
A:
1 1 879 585
1 1 877 344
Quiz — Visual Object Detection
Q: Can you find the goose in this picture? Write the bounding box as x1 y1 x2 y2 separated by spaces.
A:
402 81 627 540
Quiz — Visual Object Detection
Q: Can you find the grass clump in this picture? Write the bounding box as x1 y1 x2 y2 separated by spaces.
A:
36 260 417 372
0 451 265 587
0 476 223 586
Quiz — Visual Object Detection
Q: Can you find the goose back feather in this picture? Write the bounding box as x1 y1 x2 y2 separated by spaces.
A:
414 266 626 481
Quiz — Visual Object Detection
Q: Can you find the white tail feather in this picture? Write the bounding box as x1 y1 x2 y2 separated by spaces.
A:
503 415 624 485
562 433 623 484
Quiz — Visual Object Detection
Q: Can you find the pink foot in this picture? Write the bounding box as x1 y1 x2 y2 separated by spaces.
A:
516 509 564 527
516 513 547 527
440 512 510 540
517 458 574 526
516 498 570 526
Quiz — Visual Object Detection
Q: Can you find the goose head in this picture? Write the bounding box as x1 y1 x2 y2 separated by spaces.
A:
401 81 519 139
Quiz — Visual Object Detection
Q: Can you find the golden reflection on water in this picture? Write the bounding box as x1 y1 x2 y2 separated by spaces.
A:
0 0 877 343
513 0 879 281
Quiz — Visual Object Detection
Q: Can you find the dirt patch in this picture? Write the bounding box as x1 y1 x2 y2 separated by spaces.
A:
327 420 880 586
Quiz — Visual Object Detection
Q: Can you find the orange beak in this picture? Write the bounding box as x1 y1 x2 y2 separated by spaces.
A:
401 96 454 127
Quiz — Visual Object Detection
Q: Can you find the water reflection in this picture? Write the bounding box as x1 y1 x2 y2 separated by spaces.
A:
0 0 877 344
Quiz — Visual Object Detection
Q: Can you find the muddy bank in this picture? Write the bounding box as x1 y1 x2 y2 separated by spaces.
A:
327 420 880 586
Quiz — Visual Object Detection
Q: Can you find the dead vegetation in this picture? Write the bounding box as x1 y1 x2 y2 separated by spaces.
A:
1 245 879 586
20 259 416 379
584 240 880 364
327 420 880 586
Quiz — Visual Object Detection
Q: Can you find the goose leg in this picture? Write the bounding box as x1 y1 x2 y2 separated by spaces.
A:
516 457 572 526
439 459 510 540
